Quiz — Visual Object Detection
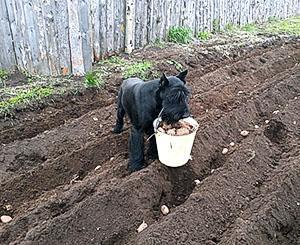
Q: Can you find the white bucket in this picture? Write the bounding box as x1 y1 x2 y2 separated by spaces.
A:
153 117 199 167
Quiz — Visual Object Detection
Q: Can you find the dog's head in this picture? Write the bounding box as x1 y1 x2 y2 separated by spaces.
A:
158 70 191 123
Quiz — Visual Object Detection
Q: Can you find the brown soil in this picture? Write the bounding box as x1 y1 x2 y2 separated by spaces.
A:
0 37 300 245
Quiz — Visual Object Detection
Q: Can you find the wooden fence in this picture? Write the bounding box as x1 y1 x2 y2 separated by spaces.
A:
0 0 299 76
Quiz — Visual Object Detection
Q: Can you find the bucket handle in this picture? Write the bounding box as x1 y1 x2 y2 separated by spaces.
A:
146 107 164 142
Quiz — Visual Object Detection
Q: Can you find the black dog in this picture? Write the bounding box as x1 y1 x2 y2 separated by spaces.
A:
113 70 190 172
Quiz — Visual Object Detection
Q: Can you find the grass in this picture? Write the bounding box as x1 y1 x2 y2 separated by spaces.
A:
241 23 258 32
166 59 183 71
235 16 300 35
0 69 9 87
212 19 221 33
0 69 8 80
152 38 167 48
198 31 212 41
0 87 54 116
84 71 105 88
123 60 153 80
167 26 193 44
198 16 300 41
102 55 127 66
264 16 300 35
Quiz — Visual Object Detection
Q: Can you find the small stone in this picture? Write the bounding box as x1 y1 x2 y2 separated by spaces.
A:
92 117 98 121
259 57 267 63
222 148 229 154
137 221 148 233
110 157 114 161
211 169 215 174
293 121 296 125
4 205 12 211
160 205 170 215
296 202 300 206
254 125 259 129
1 215 12 223
94 165 101 171
265 120 270 124
229 142 235 147
272 110 279 114
194 179 201 185
240 130 249 137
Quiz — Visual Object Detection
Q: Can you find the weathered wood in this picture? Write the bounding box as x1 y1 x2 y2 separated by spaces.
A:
1 0 299 75
125 0 135 53
67 0 85 75
53 0 71 75
0 0 16 70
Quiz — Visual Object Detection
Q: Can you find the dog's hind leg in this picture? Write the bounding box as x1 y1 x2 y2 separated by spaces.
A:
113 89 126 134
128 127 144 172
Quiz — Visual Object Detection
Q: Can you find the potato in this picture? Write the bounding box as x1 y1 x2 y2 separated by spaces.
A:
1 215 12 223
157 127 165 133
176 127 190 136
137 221 148 233
162 122 172 130
160 205 170 215
159 120 193 136
166 129 176 136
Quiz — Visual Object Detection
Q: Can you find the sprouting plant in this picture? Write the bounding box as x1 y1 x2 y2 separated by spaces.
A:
167 26 193 44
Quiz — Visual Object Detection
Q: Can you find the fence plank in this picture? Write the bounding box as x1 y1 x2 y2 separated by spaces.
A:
0 0 16 70
53 0 71 75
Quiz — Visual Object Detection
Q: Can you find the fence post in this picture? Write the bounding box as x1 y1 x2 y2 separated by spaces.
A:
125 0 135 54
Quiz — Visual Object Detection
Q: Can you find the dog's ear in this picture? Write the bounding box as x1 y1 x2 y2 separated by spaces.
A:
160 73 169 87
177 70 188 83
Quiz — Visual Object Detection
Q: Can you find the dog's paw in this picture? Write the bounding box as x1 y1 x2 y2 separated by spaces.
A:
112 126 123 134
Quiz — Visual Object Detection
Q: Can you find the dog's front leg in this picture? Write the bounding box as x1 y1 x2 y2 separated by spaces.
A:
146 128 158 160
128 127 144 172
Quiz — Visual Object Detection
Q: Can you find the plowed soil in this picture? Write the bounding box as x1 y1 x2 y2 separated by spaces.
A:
1 38 300 245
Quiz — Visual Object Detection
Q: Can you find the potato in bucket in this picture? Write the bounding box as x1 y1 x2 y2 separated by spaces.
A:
153 117 199 167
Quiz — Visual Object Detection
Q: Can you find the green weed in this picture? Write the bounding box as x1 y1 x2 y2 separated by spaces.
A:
264 16 300 35
198 31 211 41
103 56 127 66
0 69 8 80
123 61 153 80
166 59 183 71
152 38 167 48
224 23 237 32
212 19 221 33
167 26 193 44
241 23 258 32
84 71 104 88
0 87 54 116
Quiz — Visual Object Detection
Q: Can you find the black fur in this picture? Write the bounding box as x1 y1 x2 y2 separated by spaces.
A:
113 70 190 172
